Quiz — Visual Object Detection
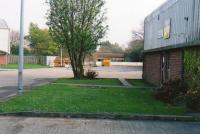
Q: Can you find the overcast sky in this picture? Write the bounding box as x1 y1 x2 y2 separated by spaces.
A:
0 0 166 47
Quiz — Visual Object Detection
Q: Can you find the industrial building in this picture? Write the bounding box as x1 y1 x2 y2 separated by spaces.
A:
0 19 10 65
143 0 200 86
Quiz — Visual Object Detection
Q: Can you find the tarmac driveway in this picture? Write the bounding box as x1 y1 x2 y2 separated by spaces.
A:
0 68 73 101
0 66 143 101
0 68 73 88
0 117 199 134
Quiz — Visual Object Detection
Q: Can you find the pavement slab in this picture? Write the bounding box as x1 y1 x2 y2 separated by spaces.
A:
118 78 133 87
0 116 199 134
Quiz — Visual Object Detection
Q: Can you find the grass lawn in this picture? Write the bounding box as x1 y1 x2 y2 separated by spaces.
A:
127 79 155 88
53 78 122 86
0 80 185 115
0 64 49 69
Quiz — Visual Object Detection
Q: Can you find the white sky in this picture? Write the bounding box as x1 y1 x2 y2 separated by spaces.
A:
0 0 166 47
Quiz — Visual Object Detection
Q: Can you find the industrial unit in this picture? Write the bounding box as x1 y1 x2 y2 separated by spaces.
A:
0 19 10 65
143 0 200 86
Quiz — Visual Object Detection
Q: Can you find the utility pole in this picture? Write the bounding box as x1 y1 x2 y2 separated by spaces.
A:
18 0 25 93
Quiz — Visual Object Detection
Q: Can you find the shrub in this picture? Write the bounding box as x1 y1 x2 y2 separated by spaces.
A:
154 79 187 105
184 48 200 111
184 49 200 90
185 90 200 112
85 70 98 79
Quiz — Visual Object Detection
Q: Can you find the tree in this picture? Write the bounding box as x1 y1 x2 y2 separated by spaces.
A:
10 45 32 55
126 24 144 62
99 41 124 53
10 30 20 47
126 46 143 62
132 26 144 41
10 30 32 55
47 0 107 78
27 23 59 56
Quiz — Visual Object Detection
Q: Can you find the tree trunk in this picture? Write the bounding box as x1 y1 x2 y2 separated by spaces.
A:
70 56 84 79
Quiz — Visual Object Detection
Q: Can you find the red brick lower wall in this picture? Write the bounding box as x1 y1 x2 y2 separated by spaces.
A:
168 49 183 80
0 55 7 65
143 52 161 86
143 49 183 86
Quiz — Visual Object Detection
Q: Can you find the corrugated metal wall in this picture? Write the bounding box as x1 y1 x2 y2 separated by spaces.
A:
144 0 200 51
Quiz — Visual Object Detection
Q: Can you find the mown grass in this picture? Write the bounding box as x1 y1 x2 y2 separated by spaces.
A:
0 82 185 115
0 64 49 69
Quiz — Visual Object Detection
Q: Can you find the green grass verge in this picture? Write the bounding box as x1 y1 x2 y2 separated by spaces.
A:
0 84 185 115
0 64 49 69
127 79 155 88
54 78 123 86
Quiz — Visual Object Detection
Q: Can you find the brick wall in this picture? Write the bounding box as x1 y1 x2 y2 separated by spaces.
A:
143 49 183 86
143 52 161 86
168 49 183 80
0 54 7 65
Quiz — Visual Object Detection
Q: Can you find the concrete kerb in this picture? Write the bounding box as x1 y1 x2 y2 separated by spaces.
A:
51 78 134 89
51 83 156 90
51 83 133 89
0 69 17 71
52 78 140 89
0 112 199 122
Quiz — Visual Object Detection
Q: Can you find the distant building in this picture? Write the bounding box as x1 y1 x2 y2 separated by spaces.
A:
0 19 10 65
143 0 200 86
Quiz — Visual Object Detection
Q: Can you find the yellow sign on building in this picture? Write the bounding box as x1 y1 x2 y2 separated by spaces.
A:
163 19 171 39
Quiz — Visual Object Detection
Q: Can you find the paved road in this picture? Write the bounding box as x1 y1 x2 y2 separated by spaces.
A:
0 117 199 134
0 68 74 101
0 68 73 88
0 66 142 101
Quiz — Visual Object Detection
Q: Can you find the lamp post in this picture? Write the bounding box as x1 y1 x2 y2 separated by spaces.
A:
18 0 25 93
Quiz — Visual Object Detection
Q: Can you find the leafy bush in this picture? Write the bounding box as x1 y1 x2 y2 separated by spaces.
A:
184 49 200 111
11 45 32 55
154 79 187 105
185 90 200 112
85 70 98 79
184 49 200 90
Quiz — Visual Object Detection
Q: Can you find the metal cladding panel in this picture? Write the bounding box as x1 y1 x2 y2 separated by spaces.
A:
144 0 200 51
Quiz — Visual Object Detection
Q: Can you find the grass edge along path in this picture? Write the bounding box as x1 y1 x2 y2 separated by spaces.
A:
53 78 123 86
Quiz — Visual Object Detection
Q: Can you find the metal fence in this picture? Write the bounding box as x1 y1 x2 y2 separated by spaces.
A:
8 55 47 65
